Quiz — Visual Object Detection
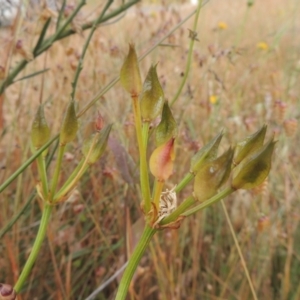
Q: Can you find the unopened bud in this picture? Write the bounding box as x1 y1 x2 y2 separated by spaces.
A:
232 138 276 190
120 44 142 96
31 104 51 150
194 147 234 202
82 124 112 164
149 138 175 181
234 125 267 166
191 131 223 173
140 64 164 122
155 101 177 146
60 101 78 145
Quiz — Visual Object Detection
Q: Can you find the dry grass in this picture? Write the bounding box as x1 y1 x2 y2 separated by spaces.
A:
0 0 300 299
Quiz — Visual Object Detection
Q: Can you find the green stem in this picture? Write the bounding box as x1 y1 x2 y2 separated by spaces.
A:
175 172 194 193
142 122 150 149
0 135 58 193
49 144 65 201
170 0 203 105
132 96 151 213
39 0 86 53
14 204 53 293
160 195 196 225
70 0 113 101
36 155 48 199
115 225 156 300
54 158 85 200
182 187 234 217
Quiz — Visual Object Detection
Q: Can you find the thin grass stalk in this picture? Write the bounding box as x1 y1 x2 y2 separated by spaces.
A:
220 199 258 300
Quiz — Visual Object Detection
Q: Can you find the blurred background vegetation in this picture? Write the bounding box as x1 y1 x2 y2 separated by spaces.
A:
0 0 299 299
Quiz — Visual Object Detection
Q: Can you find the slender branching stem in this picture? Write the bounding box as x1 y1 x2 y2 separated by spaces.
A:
14 204 53 293
183 187 235 217
70 0 113 101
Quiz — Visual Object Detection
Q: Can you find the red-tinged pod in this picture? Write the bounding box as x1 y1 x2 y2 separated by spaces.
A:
149 138 175 181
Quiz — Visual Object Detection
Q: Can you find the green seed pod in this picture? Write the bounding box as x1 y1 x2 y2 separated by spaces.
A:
191 131 223 173
82 124 112 164
120 44 142 96
234 125 267 166
140 64 164 122
232 138 276 190
31 104 51 150
60 100 78 146
194 147 234 202
155 101 177 146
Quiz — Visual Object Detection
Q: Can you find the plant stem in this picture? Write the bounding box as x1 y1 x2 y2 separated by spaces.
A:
49 144 65 200
175 172 194 193
221 200 258 300
160 195 196 225
14 204 53 293
0 135 58 193
183 187 234 217
36 155 48 199
171 0 203 105
70 0 113 101
115 225 156 300
142 122 150 149
132 95 151 213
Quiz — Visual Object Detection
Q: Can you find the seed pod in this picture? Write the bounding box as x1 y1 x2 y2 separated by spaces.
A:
82 124 112 164
234 125 267 166
0 283 16 300
31 104 51 150
120 44 142 96
149 138 175 181
193 147 234 202
60 100 78 145
232 138 276 190
140 64 164 122
155 101 177 146
191 131 223 173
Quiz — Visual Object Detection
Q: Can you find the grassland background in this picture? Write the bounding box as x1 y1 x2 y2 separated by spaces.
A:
0 0 300 299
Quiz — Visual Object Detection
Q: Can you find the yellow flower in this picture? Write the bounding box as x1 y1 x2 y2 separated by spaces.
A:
218 22 228 30
209 95 218 104
257 42 269 50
